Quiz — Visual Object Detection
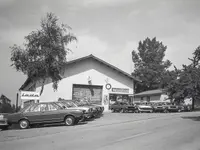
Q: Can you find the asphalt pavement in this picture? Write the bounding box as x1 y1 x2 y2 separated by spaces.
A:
1 112 200 150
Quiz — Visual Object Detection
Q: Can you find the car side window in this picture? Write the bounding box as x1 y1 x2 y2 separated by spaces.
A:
48 104 59 111
40 104 48 111
32 104 41 112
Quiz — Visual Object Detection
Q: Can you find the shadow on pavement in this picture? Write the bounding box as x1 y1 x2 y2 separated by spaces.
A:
182 116 200 121
7 121 88 131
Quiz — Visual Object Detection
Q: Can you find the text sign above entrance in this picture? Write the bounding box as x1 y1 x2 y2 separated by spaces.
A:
112 88 129 93
20 91 40 100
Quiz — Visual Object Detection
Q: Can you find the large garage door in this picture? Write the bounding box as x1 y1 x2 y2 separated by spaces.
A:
72 84 103 105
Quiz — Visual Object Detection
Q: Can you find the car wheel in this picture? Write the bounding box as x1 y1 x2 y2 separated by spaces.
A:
120 109 124 113
19 119 29 129
134 109 139 113
164 109 169 113
64 116 75 126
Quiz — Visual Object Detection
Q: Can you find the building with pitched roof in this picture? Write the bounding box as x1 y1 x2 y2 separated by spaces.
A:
19 54 140 111
134 89 169 103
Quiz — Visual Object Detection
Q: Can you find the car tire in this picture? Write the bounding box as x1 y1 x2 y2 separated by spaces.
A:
120 109 124 113
19 119 29 129
134 109 139 113
164 109 169 113
64 116 75 126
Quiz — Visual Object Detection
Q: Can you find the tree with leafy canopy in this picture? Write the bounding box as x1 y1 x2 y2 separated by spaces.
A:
132 37 172 93
10 12 77 95
166 46 200 110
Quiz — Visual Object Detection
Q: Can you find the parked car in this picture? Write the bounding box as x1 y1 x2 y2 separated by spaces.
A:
73 100 100 118
134 102 153 113
0 113 9 130
151 102 166 113
178 104 192 112
55 101 94 120
162 102 181 113
110 101 136 113
6 102 85 129
80 100 104 115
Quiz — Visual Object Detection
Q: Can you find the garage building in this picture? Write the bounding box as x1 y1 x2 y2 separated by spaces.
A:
19 54 139 111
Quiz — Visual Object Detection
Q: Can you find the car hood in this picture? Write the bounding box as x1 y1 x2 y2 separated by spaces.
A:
67 107 89 111
138 105 152 108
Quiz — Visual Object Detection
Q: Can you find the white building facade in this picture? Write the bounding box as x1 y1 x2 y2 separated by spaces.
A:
20 55 138 111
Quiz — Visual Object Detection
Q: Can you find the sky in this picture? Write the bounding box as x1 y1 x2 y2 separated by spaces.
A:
0 0 200 104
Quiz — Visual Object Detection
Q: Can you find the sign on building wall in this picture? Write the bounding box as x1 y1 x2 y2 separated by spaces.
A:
112 88 129 93
20 91 40 100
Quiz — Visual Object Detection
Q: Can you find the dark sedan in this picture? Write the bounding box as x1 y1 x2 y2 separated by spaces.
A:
6 102 85 129
152 102 166 113
110 101 136 113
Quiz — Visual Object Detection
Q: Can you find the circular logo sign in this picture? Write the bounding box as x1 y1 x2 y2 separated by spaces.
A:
105 83 112 90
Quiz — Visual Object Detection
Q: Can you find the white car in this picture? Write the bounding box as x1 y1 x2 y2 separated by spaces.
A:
135 103 153 113
55 101 94 119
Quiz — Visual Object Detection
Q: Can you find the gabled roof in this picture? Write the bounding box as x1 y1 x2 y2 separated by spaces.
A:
0 94 11 103
134 89 165 97
20 54 140 90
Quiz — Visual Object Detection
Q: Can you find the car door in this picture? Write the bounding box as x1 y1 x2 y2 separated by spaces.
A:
40 103 64 123
23 104 42 124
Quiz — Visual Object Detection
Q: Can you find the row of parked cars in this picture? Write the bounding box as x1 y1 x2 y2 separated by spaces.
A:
110 101 192 113
0 100 104 130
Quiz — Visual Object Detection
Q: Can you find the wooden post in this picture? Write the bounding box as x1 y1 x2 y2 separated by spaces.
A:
16 92 19 112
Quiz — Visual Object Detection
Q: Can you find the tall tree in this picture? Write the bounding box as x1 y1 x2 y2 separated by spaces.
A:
132 37 171 93
167 46 200 110
10 13 77 95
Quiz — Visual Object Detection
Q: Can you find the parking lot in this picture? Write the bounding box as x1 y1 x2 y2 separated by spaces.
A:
1 111 200 150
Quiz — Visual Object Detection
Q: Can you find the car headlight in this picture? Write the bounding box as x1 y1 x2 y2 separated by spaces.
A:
0 114 4 119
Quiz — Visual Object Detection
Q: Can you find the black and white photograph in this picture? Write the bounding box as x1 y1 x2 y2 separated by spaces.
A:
0 0 200 149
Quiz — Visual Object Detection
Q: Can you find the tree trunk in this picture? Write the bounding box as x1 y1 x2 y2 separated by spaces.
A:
192 97 195 111
40 79 45 96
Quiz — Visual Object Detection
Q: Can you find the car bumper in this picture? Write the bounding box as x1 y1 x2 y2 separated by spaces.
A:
83 112 93 119
0 120 9 128
154 108 165 112
167 108 179 112
138 108 153 112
